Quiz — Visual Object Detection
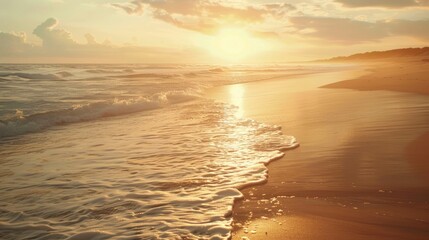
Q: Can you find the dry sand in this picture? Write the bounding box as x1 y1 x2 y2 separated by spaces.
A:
208 60 429 240
323 59 429 95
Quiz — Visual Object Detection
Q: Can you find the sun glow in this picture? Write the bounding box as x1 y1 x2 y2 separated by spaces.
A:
196 28 269 62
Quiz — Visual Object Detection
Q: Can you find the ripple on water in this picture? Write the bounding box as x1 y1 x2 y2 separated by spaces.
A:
0 100 297 239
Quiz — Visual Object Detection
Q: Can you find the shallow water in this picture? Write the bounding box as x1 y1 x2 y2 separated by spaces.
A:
0 64 323 239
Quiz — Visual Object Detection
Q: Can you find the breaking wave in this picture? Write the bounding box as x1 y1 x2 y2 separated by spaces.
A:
0 91 198 138
0 72 62 80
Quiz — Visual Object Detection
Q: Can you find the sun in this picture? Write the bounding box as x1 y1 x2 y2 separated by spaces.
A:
215 28 249 59
196 27 269 62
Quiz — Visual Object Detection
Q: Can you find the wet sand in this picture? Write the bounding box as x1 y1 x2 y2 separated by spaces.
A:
406 131 429 182
207 62 429 239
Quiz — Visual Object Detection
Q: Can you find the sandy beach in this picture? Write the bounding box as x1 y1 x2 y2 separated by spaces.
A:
323 59 429 96
208 60 429 239
2 1 429 239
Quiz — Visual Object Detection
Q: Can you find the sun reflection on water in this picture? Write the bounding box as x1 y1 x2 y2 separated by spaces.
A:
228 84 245 118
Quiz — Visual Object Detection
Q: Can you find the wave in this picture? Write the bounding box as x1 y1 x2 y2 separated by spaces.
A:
0 100 299 240
0 72 62 80
115 73 179 79
86 69 134 74
208 67 228 73
56 71 74 77
0 91 198 138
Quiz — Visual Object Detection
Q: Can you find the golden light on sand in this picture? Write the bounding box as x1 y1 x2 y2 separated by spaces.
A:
196 28 269 62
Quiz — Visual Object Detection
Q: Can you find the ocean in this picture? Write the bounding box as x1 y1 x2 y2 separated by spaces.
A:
0 64 334 239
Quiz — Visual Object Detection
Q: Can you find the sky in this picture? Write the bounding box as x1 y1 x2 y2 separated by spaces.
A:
1 0 429 63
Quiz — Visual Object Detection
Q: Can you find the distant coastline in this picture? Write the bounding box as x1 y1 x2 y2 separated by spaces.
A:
318 47 429 62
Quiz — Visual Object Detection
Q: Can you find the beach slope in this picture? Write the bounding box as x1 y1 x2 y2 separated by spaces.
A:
208 60 429 240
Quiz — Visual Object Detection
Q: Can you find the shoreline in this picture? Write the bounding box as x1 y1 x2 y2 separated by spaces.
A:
208 60 429 240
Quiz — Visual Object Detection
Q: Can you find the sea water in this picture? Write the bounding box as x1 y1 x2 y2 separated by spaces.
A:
0 64 329 239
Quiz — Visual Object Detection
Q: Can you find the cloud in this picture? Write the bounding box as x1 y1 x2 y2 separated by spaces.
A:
1 14 428 63
0 18 184 63
33 18 77 49
288 16 429 43
85 33 98 45
289 17 389 43
387 19 429 40
113 0 296 34
140 0 202 15
111 0 144 15
0 32 34 56
334 0 429 8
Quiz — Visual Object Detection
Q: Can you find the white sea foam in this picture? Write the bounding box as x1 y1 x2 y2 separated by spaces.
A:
0 100 298 240
0 64 305 240
0 72 62 80
0 91 198 138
